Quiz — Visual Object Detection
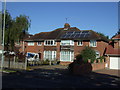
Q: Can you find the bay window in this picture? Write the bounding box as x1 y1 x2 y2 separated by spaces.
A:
44 51 56 60
60 51 74 61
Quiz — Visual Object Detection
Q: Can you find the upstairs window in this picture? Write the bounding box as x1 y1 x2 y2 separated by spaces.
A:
90 40 97 47
44 40 56 46
61 40 74 46
78 40 83 46
37 42 42 46
28 42 34 46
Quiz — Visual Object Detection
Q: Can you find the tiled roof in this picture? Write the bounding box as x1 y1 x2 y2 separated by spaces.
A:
25 24 109 42
112 34 120 39
105 45 120 56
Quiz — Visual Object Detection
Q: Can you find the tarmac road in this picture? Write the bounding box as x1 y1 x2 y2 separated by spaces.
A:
2 65 120 88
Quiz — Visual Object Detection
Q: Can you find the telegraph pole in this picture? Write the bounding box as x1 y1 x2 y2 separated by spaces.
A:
1 0 6 71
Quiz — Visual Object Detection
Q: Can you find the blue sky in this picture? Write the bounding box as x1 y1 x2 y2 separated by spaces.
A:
5 2 118 38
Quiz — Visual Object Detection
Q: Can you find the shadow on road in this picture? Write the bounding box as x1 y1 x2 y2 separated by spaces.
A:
2 67 120 88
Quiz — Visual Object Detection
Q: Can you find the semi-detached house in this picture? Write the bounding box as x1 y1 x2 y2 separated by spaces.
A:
24 23 109 64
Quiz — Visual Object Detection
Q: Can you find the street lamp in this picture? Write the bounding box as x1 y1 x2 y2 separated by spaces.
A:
1 0 6 70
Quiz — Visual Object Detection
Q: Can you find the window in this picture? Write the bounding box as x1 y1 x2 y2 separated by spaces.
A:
78 40 83 46
61 40 74 46
90 40 97 47
37 42 42 46
60 51 74 61
44 40 56 46
95 51 100 58
44 51 56 60
28 42 34 46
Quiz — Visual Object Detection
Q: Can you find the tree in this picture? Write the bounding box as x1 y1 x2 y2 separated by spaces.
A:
2 10 13 51
15 15 31 42
2 10 31 52
80 46 96 63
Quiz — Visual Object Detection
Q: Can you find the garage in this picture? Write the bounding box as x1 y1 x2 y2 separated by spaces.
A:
110 57 120 69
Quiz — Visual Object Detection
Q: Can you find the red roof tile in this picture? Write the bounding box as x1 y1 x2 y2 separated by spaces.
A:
112 34 120 39
105 45 120 56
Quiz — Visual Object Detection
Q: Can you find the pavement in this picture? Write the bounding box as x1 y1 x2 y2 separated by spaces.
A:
93 69 120 77
2 65 120 88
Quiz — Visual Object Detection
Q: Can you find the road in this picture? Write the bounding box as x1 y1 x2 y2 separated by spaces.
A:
2 65 120 88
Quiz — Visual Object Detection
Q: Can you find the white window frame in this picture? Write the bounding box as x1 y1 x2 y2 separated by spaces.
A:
37 42 42 46
61 40 74 46
95 51 100 58
44 40 56 46
77 40 83 46
28 42 34 46
60 51 74 62
89 40 97 47
44 51 56 60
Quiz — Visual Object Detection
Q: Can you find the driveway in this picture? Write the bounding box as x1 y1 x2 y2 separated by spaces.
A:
2 65 120 88
93 69 120 77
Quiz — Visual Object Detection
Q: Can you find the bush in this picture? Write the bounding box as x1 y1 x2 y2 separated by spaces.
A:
96 56 105 63
80 46 96 63
42 59 49 65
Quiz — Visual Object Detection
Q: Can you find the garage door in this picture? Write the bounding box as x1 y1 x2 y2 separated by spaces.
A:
110 57 120 69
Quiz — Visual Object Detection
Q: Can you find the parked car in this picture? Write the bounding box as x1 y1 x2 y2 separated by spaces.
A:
26 52 39 61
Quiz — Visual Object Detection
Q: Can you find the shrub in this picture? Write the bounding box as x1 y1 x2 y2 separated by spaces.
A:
80 46 96 63
96 56 105 63
42 59 49 65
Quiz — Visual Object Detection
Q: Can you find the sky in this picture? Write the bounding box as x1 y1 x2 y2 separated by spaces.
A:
3 2 118 38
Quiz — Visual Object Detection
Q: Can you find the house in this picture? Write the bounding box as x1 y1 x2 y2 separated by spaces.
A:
15 33 33 53
105 34 120 69
24 23 109 64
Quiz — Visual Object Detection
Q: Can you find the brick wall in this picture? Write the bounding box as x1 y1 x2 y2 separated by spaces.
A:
91 63 106 71
72 60 106 75
114 41 120 49
60 61 73 65
22 40 108 62
74 40 108 57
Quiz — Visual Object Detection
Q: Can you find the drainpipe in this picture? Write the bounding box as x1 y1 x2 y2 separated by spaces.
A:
23 41 24 54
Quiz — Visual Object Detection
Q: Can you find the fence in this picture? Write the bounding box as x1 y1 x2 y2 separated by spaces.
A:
0 56 27 70
0 60 26 70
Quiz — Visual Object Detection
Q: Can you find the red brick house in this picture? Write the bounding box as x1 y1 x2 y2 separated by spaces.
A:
105 34 120 69
15 33 33 53
23 23 109 63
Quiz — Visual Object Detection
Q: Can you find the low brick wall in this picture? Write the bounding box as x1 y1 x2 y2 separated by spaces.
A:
92 63 106 71
60 61 73 66
70 59 107 75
